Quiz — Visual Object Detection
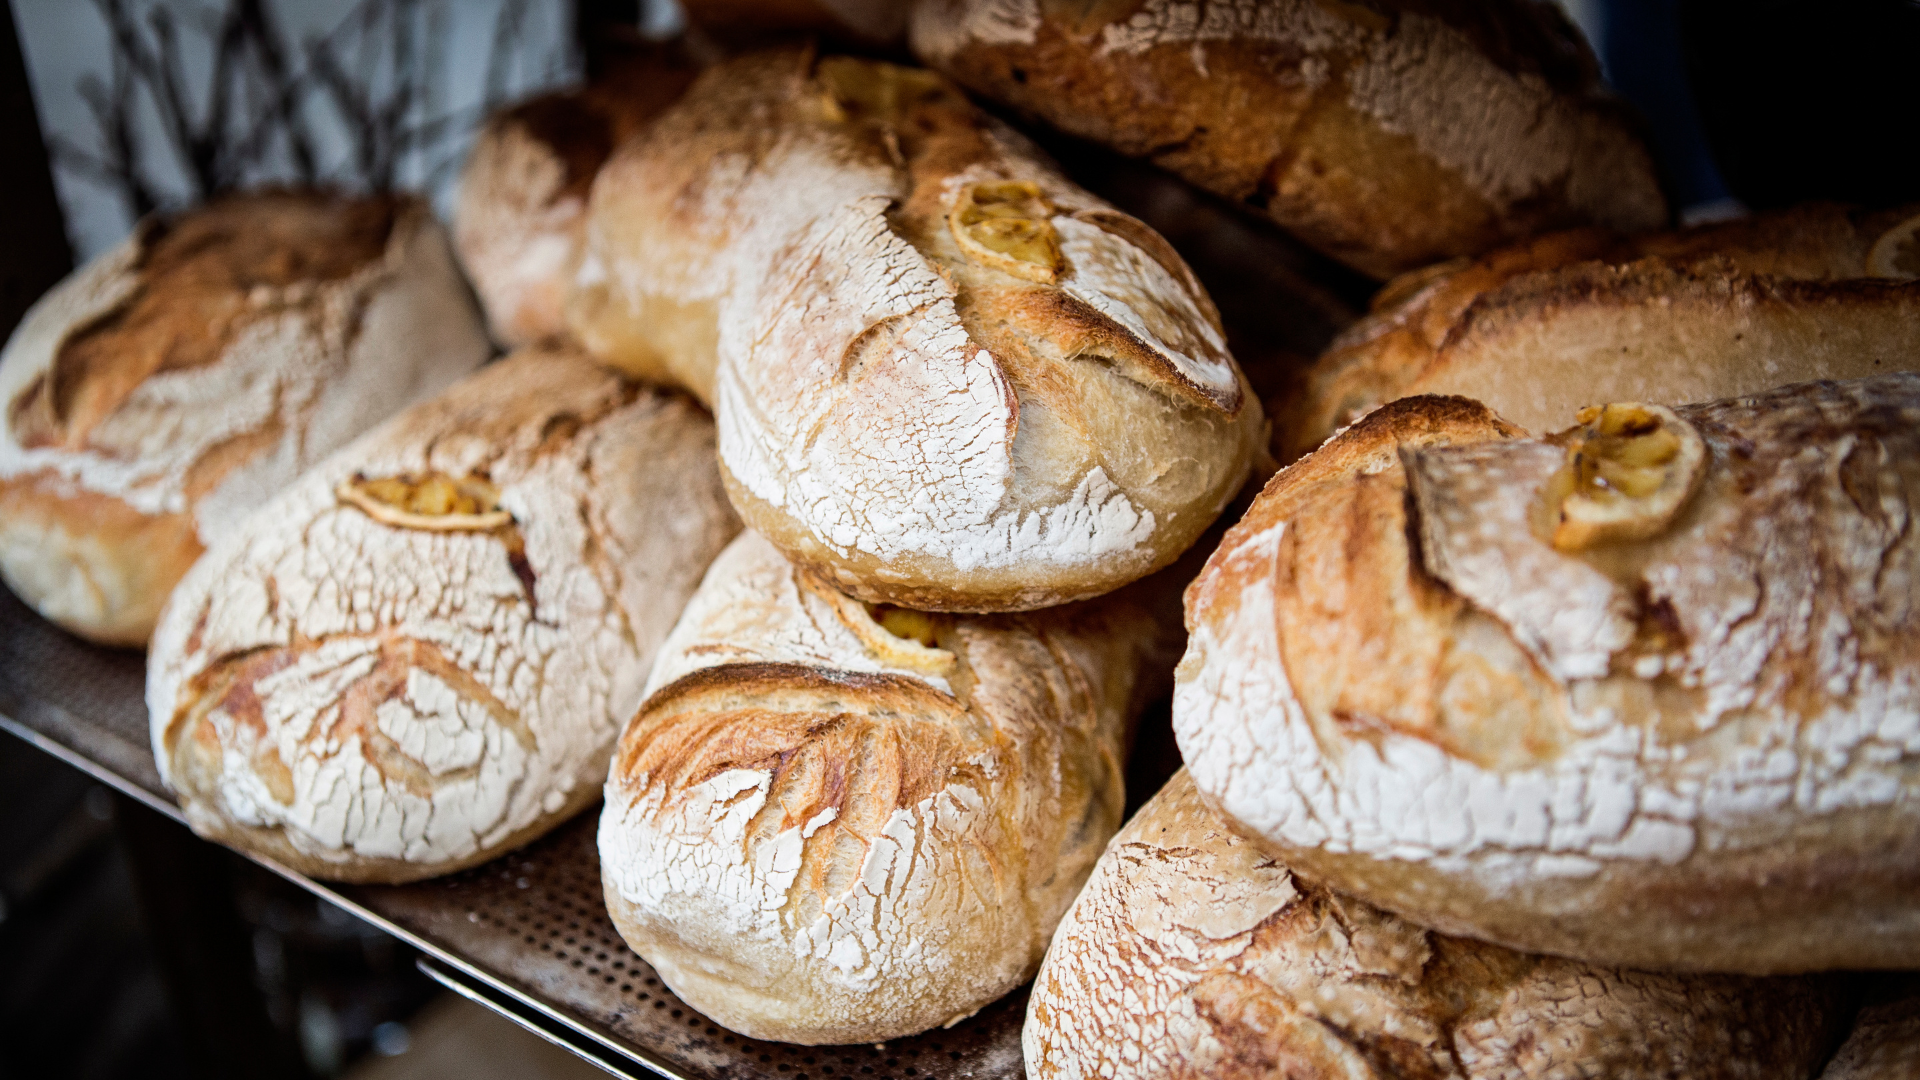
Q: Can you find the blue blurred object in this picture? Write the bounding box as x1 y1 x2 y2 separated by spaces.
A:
1598 0 1737 220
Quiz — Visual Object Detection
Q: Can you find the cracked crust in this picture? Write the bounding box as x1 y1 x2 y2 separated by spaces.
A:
1026 769 1849 1080
907 0 1666 280
454 49 700 347
0 190 490 646
1287 202 1920 458
147 346 740 883
597 530 1186 1044
1177 377 1920 973
575 47 1263 612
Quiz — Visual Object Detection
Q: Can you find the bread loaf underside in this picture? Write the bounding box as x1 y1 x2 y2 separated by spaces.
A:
575 48 1262 612
600 530 1182 1044
149 348 738 883
1179 376 1920 973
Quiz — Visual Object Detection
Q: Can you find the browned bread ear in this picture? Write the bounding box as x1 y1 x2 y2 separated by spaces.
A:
1179 373 1920 974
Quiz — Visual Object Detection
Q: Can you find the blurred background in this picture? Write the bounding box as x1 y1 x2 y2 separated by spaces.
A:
1 0 1915 1077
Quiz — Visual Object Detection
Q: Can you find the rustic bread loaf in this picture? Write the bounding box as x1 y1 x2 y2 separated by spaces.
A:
909 0 1667 280
0 191 489 646
1177 376 1920 973
1287 202 1920 458
598 529 1184 1044
1818 977 1920 1080
455 52 700 347
1027 769 1850 1080
575 47 1263 612
148 346 738 883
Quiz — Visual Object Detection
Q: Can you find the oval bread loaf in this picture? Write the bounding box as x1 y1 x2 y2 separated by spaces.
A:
1288 202 1920 457
0 191 489 645
148 345 739 883
598 529 1184 1044
575 47 1264 612
1027 769 1850 1080
454 51 700 347
1177 377 1920 973
909 0 1667 280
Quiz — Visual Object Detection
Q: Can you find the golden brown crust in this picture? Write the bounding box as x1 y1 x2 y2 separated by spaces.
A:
1178 374 1920 974
0 190 489 645
579 47 1262 612
150 346 740 883
455 49 700 347
1026 770 1851 1080
1288 202 1920 457
599 530 1183 1043
909 0 1667 279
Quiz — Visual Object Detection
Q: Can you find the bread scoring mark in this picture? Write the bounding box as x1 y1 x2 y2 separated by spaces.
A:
1177 378 1920 894
147 352 736 875
0 195 486 541
599 528 1157 1043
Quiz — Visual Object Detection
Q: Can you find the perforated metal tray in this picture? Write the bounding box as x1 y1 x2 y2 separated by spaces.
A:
0 586 1028 1080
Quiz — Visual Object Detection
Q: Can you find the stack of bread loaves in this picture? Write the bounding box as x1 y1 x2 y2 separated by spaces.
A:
0 0 1888 1067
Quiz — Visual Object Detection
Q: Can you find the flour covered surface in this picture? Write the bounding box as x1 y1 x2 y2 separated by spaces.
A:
598 530 1184 1044
1028 769 1848 1080
148 346 739 883
0 190 489 645
576 47 1262 613
1176 376 1920 972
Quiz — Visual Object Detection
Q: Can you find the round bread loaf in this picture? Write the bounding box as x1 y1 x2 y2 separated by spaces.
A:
599 529 1183 1044
1027 770 1851 1080
0 191 489 645
1177 376 1920 973
1817 977 1920 1080
148 346 739 883
1287 202 1920 458
909 0 1667 279
454 51 699 347
575 47 1263 612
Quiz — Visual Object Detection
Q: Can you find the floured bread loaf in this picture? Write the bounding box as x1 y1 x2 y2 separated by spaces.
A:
1818 977 1920 1080
455 52 699 347
1288 202 1920 457
0 191 489 645
598 529 1183 1044
1176 377 1920 973
1027 770 1849 1080
908 0 1667 279
148 346 738 883
576 47 1263 612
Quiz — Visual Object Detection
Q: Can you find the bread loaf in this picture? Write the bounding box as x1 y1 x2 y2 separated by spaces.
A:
1818 978 1920 1080
575 47 1263 612
909 0 1667 279
1027 769 1850 1080
455 53 699 347
1177 376 1920 973
0 191 489 645
1288 202 1920 457
679 0 909 47
598 529 1183 1044
149 346 738 882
